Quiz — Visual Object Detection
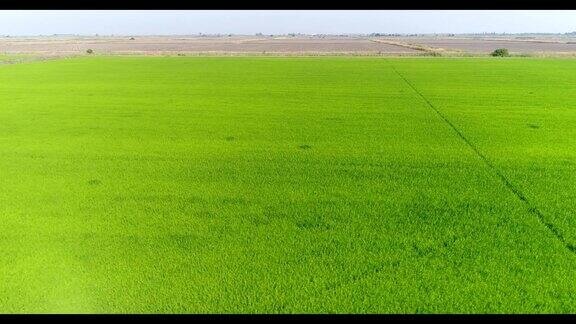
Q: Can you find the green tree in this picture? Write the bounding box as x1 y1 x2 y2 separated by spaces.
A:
491 48 510 57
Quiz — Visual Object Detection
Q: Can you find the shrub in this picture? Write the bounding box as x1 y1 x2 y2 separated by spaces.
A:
491 48 510 57
86 49 94 54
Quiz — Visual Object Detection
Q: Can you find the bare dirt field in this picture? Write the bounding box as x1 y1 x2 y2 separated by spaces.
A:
2 35 576 56
393 37 576 55
0 36 419 55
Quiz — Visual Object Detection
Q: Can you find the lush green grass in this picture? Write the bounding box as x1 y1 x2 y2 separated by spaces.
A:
0 56 575 313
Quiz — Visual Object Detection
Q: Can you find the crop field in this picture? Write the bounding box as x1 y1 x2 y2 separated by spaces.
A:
0 56 575 313
395 37 576 54
0 36 418 55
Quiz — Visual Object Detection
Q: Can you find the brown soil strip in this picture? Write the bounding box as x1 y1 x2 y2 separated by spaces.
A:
370 39 441 55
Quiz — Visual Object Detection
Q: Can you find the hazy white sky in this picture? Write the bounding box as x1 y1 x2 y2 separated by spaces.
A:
0 10 575 35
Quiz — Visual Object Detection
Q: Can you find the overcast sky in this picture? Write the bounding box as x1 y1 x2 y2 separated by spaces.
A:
0 10 575 35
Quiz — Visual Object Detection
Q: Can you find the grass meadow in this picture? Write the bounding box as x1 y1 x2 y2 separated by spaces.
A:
0 56 575 313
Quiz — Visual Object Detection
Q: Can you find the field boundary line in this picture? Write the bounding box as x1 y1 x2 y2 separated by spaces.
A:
388 62 576 255
370 38 441 55
0 55 77 66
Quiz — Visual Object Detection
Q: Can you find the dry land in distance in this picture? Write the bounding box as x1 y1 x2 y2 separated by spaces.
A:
2 34 576 57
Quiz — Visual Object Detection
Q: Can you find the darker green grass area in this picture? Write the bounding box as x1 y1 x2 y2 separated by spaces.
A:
0 57 575 313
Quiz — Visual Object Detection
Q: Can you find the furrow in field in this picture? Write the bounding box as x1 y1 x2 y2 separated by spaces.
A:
388 62 576 255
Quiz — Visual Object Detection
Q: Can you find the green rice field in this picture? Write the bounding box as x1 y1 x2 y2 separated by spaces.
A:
1 56 575 313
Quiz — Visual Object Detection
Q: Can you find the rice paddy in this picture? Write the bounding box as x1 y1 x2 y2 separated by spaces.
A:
0 56 575 313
